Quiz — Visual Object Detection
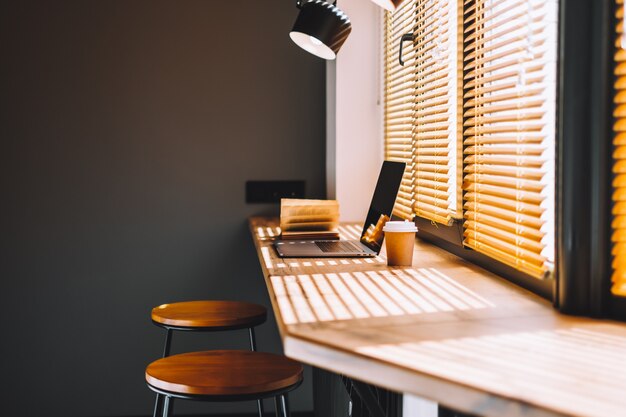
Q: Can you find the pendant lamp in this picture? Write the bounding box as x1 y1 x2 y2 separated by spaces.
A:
369 0 404 12
289 0 352 60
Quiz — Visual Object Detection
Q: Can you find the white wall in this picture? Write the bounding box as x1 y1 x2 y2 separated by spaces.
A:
327 0 384 222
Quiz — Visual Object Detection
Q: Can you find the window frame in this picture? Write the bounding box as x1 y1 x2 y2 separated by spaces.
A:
555 0 615 316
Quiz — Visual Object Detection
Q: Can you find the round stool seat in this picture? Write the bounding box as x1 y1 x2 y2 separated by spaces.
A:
146 350 303 400
151 301 267 330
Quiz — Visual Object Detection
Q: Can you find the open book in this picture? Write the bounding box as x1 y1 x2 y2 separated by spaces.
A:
279 199 340 240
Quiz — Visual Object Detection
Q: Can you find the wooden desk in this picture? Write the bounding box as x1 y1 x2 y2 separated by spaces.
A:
249 217 626 417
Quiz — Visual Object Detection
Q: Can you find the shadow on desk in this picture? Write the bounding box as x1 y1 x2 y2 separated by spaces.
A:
270 268 495 325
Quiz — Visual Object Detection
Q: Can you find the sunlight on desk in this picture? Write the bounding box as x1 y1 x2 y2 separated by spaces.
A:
356 326 626 416
271 268 495 324
256 224 362 241
256 226 282 241
339 224 364 240
261 247 273 269
259 249 385 271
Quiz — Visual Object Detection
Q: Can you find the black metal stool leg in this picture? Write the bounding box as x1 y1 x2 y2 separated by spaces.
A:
280 394 290 417
248 327 257 351
162 329 173 357
162 395 173 417
168 397 175 416
153 393 162 417
249 327 265 417
154 329 174 417
274 396 283 417
257 399 265 417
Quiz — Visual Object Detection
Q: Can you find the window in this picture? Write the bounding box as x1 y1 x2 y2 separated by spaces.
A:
383 0 558 280
462 0 557 279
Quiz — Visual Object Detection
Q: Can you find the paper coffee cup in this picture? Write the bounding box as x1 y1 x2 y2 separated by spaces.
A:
383 221 418 266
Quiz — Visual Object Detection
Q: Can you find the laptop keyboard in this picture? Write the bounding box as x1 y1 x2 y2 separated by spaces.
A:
316 241 364 253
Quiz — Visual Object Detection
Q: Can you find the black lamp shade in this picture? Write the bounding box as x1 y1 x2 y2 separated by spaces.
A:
289 0 352 60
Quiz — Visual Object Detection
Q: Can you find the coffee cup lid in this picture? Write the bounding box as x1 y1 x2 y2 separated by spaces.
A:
383 221 418 233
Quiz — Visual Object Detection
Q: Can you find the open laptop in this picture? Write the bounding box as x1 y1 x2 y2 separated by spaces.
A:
274 161 406 258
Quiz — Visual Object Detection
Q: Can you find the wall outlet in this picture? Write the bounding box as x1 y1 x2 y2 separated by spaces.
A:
245 180 306 203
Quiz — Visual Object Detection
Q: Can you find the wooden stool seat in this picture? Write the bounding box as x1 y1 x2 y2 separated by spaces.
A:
151 301 267 330
146 350 303 400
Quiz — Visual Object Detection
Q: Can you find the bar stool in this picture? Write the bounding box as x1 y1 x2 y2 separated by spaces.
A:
146 350 303 417
151 301 268 417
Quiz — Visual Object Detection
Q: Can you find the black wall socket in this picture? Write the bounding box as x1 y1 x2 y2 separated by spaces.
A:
246 180 306 203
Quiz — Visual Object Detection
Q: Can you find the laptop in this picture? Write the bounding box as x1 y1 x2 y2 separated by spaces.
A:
274 161 406 258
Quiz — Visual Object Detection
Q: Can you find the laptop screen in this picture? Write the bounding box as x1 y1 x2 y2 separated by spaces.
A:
359 161 407 252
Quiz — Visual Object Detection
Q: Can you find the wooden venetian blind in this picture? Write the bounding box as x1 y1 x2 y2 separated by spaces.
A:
612 0 626 296
462 0 557 279
384 0 460 224
384 0 418 220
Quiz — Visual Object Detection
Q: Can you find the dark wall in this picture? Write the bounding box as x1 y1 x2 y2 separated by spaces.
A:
0 1 325 416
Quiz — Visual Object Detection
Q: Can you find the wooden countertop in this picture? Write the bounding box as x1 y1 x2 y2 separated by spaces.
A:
249 217 626 417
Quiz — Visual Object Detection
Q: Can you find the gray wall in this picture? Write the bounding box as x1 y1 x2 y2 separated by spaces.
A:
0 1 325 416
